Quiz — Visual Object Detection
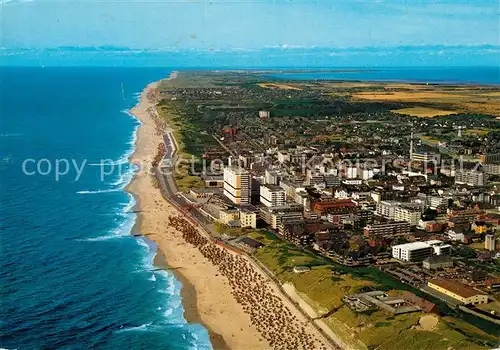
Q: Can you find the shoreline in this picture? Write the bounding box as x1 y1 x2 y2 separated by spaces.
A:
129 183 229 349
125 76 269 349
153 251 229 349
125 78 228 348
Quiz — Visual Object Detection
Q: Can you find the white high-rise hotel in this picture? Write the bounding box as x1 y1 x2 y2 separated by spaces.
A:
260 184 286 207
223 166 251 205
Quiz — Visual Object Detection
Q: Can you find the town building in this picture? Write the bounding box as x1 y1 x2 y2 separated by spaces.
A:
480 153 500 164
239 237 263 250
424 221 443 233
223 166 251 205
483 163 500 175
219 208 240 225
411 151 441 164
202 174 224 188
219 207 256 228
324 174 341 187
455 170 486 186
277 219 310 245
447 207 477 228
485 234 496 251
447 228 466 242
376 201 399 220
259 204 304 229
279 180 304 199
423 255 453 270
362 168 380 180
277 151 290 164
313 198 358 217
427 279 489 305
401 292 439 314
260 184 286 207
238 154 255 169
264 169 280 185
364 221 410 238
429 196 450 209
345 166 359 179
306 172 324 186
271 211 304 230
293 266 311 273
258 110 270 119
392 240 450 262
485 278 500 291
240 209 257 228
392 242 433 262
431 242 452 255
344 290 422 314
394 205 422 226
189 188 219 198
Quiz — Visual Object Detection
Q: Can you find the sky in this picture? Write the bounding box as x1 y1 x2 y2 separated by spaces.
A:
1 0 499 49
0 0 499 66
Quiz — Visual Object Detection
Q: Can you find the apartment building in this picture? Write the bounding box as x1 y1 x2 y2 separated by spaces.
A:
223 166 251 205
392 240 450 262
394 205 422 226
376 201 399 220
240 209 257 228
364 221 410 238
411 152 441 164
392 242 434 262
260 184 286 207
485 234 496 251
259 204 304 229
429 196 450 209
455 170 486 186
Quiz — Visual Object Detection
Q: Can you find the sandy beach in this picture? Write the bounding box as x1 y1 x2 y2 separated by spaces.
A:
126 76 340 349
126 79 269 349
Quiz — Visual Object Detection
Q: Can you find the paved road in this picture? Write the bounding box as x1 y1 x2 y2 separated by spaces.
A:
157 132 211 226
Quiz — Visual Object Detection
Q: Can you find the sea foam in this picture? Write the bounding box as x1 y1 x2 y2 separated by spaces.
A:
76 189 119 194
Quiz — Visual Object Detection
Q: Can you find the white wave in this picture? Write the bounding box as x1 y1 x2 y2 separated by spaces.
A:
86 161 128 166
101 112 139 167
76 189 119 194
77 234 128 242
163 308 174 317
149 274 157 282
0 133 23 137
165 276 176 295
124 196 136 214
116 322 153 333
133 237 158 271
79 197 136 242
109 166 136 189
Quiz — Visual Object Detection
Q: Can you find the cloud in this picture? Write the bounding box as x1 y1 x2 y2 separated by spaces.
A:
1 0 34 3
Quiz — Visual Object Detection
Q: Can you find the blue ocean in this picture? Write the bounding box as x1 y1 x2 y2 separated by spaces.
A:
0 67 212 349
0 66 498 350
267 66 500 85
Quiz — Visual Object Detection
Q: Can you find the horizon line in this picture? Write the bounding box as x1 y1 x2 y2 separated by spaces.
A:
2 44 500 52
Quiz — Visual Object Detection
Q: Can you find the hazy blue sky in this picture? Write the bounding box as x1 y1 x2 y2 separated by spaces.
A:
1 0 499 50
